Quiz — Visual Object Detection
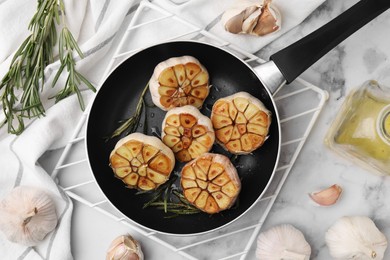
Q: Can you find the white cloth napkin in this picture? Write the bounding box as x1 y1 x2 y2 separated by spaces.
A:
0 0 324 259
0 0 139 259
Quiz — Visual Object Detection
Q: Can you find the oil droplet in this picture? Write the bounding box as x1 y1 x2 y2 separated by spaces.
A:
151 127 161 138
205 104 213 111
235 164 244 169
150 113 155 118
211 96 216 100
214 85 220 92
138 123 143 127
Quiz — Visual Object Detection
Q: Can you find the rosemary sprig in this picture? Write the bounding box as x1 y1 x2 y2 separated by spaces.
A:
140 173 201 217
109 83 149 139
0 0 95 135
51 27 96 109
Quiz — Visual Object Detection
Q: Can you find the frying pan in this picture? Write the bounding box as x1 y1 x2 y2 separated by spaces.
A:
86 0 390 235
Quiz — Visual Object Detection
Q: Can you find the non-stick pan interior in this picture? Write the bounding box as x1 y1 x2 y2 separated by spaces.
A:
86 41 280 235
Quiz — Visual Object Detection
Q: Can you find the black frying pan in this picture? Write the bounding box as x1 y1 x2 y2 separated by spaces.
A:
86 0 390 235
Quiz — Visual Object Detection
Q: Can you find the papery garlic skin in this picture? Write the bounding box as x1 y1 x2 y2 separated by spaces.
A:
106 234 144 260
309 184 342 206
149 56 210 110
109 133 175 191
211 91 271 154
0 186 58 246
181 153 241 214
161 105 215 162
221 0 281 36
256 224 311 260
325 216 388 260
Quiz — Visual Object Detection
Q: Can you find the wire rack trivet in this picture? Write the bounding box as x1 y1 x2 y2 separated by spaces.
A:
51 1 328 259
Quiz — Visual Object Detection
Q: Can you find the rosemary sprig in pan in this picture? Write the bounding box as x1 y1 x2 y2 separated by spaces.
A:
108 83 149 139
0 0 95 135
140 173 201 217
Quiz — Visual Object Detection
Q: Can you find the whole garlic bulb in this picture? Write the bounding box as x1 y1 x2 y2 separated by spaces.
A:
221 0 281 36
106 234 144 260
109 133 175 191
0 186 58 246
256 224 311 260
211 91 271 154
149 56 210 110
325 216 388 260
180 153 241 214
161 105 215 162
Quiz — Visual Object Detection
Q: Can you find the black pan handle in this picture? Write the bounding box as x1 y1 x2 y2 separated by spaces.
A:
270 0 390 84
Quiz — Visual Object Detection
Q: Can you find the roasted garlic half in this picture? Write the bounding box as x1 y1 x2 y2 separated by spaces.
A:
211 92 271 154
149 56 210 110
161 105 215 162
109 133 175 191
221 0 281 36
181 153 241 214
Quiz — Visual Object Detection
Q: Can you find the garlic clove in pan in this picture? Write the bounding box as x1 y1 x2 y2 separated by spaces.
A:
180 153 241 214
0 186 58 246
106 234 144 260
149 56 210 110
211 92 271 154
109 133 175 191
325 216 388 260
309 184 342 206
161 105 215 162
256 224 311 260
221 0 281 36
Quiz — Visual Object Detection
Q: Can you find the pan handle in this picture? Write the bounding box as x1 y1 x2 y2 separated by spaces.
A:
270 0 390 84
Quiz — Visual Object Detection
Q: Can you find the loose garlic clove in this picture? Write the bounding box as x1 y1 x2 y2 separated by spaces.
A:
309 184 342 206
109 133 175 191
256 224 311 260
149 56 210 110
180 153 241 214
162 105 215 162
211 92 271 154
0 186 58 246
221 0 281 36
106 234 144 260
325 216 388 260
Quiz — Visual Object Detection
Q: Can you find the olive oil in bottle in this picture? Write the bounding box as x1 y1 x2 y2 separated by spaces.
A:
325 80 390 176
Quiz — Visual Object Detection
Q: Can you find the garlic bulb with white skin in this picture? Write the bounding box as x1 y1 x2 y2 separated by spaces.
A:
109 133 175 191
106 234 144 260
149 56 210 110
211 91 271 154
181 153 241 214
256 224 311 260
0 186 58 246
325 216 388 260
161 105 215 162
221 0 281 36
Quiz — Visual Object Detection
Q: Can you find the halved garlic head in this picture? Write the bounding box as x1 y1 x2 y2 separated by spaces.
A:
221 0 281 36
149 56 210 110
180 153 241 214
161 105 215 162
211 92 271 154
109 133 175 191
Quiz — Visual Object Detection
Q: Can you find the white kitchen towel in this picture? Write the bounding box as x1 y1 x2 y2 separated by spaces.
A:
0 0 324 259
0 0 139 259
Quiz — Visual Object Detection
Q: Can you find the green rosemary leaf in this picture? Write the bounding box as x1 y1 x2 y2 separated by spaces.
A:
65 28 84 58
52 63 66 88
77 72 96 92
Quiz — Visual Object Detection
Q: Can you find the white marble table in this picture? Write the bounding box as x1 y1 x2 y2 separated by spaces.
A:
253 0 390 259
39 0 390 259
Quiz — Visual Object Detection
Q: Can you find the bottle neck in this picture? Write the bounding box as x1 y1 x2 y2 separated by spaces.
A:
377 104 390 145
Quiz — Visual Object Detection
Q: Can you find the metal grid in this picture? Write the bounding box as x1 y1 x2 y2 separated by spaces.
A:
52 1 328 259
